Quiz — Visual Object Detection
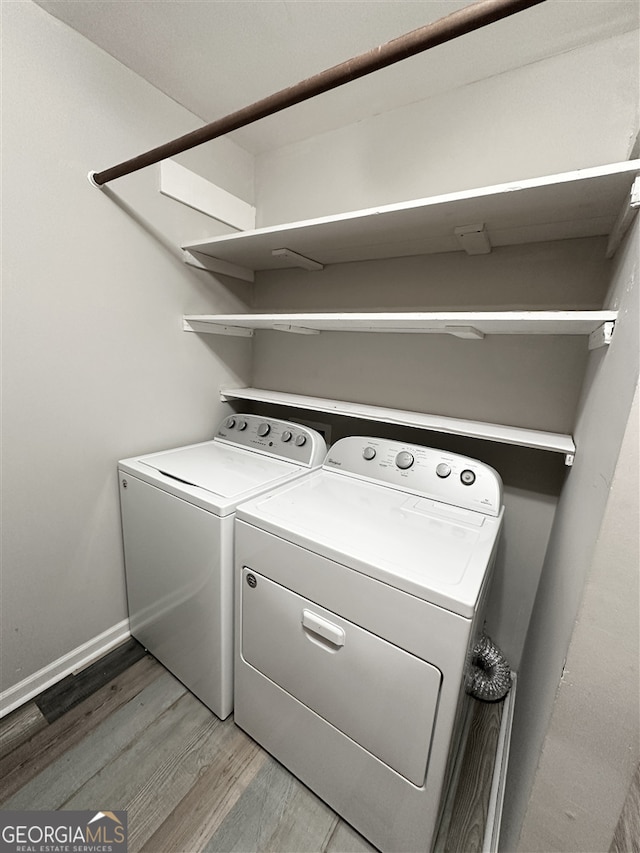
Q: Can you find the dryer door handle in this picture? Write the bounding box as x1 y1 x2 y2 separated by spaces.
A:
302 610 345 648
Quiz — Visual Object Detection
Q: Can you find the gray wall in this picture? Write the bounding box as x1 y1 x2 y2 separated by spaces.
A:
1 2 253 697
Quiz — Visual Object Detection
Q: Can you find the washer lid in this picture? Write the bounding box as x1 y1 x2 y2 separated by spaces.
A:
136 441 303 511
236 470 503 617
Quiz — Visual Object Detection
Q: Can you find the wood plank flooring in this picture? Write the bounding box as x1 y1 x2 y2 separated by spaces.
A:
0 640 502 853
438 702 502 852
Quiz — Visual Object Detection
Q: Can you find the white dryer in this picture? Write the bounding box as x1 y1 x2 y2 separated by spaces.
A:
234 436 504 852
118 414 327 720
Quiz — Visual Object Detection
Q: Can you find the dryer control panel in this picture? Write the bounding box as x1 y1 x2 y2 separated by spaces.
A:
216 414 327 467
323 436 502 516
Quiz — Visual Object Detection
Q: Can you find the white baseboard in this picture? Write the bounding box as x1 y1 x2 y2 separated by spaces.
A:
0 620 131 719
483 672 517 853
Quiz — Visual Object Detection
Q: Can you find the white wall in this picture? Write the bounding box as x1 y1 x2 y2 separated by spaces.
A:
503 217 640 851
0 1 253 702
255 31 639 225
519 381 639 851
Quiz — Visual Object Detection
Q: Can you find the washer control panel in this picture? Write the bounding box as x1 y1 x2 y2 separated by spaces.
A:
324 436 502 516
215 414 327 467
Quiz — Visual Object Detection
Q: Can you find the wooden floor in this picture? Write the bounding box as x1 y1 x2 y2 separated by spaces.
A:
0 640 502 853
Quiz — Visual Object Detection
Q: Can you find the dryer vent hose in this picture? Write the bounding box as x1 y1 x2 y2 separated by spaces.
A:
466 633 512 703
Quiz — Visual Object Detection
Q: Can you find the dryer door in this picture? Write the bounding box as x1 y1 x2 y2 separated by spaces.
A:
240 568 442 786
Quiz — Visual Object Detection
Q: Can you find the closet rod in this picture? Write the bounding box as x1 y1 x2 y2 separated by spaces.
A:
90 0 545 187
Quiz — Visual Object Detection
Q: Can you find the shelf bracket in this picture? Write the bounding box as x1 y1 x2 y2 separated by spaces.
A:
444 325 486 340
454 223 491 255
272 248 324 271
183 319 253 337
588 320 615 350
161 160 257 231
605 176 640 258
183 250 255 283
564 453 575 467
272 323 321 335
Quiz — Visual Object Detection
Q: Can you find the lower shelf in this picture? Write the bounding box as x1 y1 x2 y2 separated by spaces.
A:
220 387 576 465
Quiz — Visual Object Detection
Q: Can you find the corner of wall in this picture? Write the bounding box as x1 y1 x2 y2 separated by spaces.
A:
499 214 640 853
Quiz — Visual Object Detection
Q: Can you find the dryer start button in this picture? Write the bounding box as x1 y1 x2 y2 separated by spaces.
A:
395 451 414 470
461 469 476 486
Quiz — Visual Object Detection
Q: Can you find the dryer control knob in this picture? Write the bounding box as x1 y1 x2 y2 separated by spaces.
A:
257 423 271 437
461 469 476 486
363 447 376 460
395 451 414 470
281 430 292 442
295 434 307 447
436 462 451 478
237 419 247 431
225 417 236 429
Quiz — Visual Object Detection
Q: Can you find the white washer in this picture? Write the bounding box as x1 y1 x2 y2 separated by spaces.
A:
234 436 504 852
118 414 327 720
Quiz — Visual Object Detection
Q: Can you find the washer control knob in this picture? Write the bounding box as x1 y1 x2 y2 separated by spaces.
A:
237 419 247 431
363 447 376 461
281 430 292 443
224 417 236 429
436 462 451 479
257 423 271 437
395 451 414 470
295 434 307 447
460 469 476 486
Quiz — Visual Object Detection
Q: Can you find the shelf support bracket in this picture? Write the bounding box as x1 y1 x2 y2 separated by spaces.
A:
564 453 575 467
183 319 253 337
272 323 321 335
272 248 324 271
454 223 492 255
605 176 639 258
588 321 615 350
161 160 256 230
444 325 486 340
183 250 255 283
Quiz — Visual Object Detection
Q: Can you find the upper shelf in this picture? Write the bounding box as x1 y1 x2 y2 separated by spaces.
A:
183 160 640 273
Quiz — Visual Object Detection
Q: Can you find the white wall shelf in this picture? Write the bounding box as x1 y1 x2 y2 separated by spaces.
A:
183 160 640 276
184 310 617 343
182 163 634 467
219 387 577 464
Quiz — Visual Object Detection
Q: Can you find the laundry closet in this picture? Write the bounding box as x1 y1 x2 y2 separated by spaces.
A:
179 156 639 849
2 2 638 851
